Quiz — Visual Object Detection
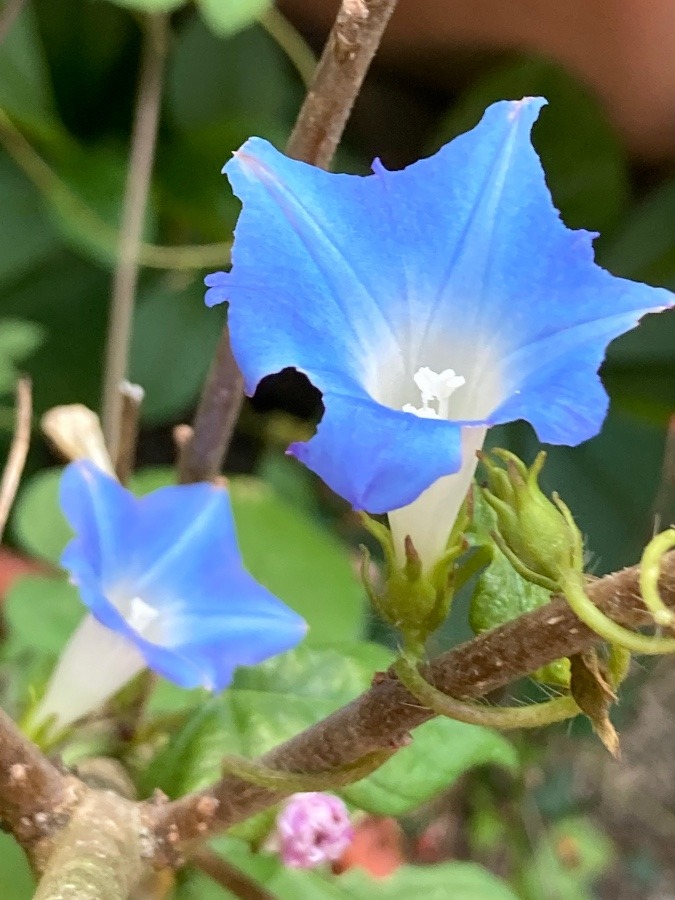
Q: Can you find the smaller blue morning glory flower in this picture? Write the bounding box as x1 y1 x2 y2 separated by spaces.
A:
36 461 306 730
206 97 674 571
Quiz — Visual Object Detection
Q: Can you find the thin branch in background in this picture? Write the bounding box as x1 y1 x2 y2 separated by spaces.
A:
114 381 145 485
101 13 169 460
285 0 399 167
0 0 26 45
654 413 675 533
0 105 230 270
0 377 31 542
149 551 675 859
178 0 400 484
192 849 277 900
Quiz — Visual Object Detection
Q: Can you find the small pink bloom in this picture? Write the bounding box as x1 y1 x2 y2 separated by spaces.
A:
275 792 354 869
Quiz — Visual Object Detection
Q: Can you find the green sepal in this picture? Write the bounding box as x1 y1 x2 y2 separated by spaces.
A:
480 449 584 587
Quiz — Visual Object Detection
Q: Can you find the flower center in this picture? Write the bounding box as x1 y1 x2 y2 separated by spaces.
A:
402 366 466 419
116 594 161 640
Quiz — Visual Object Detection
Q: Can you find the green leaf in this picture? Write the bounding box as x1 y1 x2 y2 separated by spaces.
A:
228 476 365 642
3 576 82 657
0 833 33 899
11 468 70 567
432 58 628 233
0 317 43 395
129 279 224 423
197 0 272 37
0 253 109 415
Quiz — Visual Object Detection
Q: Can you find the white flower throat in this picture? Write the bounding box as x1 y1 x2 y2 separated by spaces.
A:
402 366 466 419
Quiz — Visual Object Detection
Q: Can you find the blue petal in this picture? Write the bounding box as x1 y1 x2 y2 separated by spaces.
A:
208 97 674 512
59 466 307 689
60 461 138 591
289 390 462 512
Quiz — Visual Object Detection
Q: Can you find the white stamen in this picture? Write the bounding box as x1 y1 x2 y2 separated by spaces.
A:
405 366 466 419
402 403 440 419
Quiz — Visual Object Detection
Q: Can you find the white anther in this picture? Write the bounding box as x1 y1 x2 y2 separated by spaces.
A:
402 403 440 419
404 366 466 419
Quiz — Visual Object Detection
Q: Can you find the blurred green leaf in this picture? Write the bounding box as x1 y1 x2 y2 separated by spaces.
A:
0 4 58 132
0 318 43 395
106 0 186 11
12 469 69 567
0 833 33 900
130 278 223 423
4 576 81 657
179 837 519 899
600 177 675 286
522 816 614 900
144 641 517 817
0 252 109 414
432 58 628 233
227 476 365 641
168 18 298 134
197 0 271 37
0 156 59 285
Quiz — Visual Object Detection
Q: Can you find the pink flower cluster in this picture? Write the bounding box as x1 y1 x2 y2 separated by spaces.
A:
274 792 354 869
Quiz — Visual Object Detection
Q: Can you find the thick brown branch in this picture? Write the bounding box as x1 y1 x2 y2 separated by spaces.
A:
177 326 244 484
32 792 146 900
0 708 81 855
178 0 398 484
149 551 675 862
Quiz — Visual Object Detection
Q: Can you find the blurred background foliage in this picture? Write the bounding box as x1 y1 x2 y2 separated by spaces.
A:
0 0 673 897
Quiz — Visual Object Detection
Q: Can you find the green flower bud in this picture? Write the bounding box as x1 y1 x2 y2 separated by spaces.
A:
360 514 464 649
480 449 583 590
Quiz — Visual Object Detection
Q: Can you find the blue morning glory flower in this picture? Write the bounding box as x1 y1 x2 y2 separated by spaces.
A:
36 461 306 730
205 98 674 569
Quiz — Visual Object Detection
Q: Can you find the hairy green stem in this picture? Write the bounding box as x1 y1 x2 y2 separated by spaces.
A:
561 570 675 654
220 748 394 792
640 528 675 627
394 653 580 729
